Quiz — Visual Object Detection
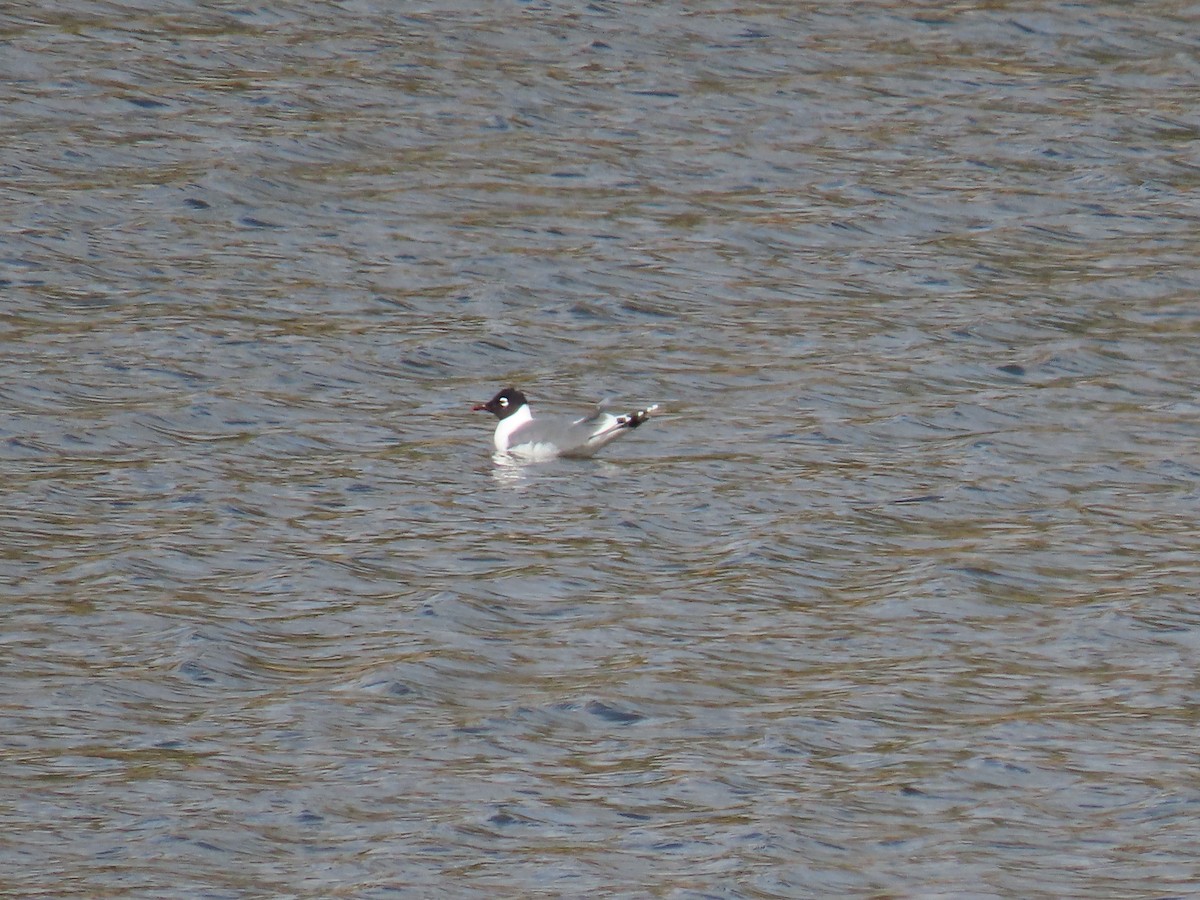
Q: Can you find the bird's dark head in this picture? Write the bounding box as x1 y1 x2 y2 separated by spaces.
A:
472 387 527 420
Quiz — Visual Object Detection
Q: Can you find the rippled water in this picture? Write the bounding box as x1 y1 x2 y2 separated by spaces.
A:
4 1 1200 896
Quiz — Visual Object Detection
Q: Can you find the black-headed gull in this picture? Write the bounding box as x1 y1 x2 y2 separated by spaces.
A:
473 387 660 460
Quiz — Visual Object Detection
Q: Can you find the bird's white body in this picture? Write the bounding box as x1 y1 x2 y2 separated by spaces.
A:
474 388 659 460
492 403 534 453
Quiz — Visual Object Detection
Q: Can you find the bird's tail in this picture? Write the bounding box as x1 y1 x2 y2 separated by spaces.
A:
616 404 660 430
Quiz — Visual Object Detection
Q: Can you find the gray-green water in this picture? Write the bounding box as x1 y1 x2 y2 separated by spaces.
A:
4 1 1200 896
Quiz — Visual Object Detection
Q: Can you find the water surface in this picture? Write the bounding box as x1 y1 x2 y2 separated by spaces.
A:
4 1 1200 896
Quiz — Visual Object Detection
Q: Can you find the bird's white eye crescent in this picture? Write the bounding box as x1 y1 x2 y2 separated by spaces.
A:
499 397 508 407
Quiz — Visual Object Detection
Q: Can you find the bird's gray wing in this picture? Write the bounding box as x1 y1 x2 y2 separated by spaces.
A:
506 415 604 453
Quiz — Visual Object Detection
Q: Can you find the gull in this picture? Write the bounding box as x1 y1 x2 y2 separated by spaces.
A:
473 387 659 460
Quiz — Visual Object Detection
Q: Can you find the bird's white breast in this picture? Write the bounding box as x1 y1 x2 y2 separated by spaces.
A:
493 404 533 451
